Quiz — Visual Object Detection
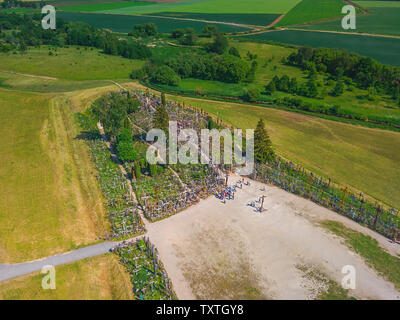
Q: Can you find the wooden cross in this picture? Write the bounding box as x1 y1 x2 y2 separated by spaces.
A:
260 195 266 212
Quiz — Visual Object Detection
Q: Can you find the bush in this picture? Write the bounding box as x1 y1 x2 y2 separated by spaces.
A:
151 66 180 86
244 88 261 102
117 141 138 163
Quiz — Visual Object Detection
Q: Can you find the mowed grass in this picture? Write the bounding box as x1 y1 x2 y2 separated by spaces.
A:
0 46 143 80
355 1 400 8
0 86 116 263
98 0 301 15
57 11 250 33
298 8 400 37
320 220 400 291
242 30 400 67
0 254 134 300
165 94 400 209
276 0 346 26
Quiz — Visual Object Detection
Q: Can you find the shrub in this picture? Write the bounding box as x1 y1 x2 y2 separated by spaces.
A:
151 66 180 86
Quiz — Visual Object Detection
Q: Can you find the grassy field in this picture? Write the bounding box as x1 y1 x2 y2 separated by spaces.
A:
146 12 281 27
161 92 400 209
0 85 121 263
57 11 250 33
59 1 155 12
321 220 400 290
355 0 400 7
95 0 301 15
0 254 134 299
297 7 400 37
241 30 400 67
277 0 346 26
157 40 400 127
0 71 123 93
0 47 144 81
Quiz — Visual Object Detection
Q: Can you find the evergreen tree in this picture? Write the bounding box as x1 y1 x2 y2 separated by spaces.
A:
254 119 274 164
331 80 344 97
161 92 166 106
153 103 169 134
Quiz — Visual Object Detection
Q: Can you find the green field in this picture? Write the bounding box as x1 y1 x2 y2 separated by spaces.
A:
355 0 400 7
165 93 400 209
0 46 144 80
58 1 155 12
144 12 281 27
0 254 134 299
241 30 400 67
297 7 400 37
156 40 400 128
276 0 346 26
0 87 117 262
94 0 300 15
57 11 250 33
0 71 122 93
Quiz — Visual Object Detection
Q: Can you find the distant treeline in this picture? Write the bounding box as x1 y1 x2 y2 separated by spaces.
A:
287 46 400 96
0 12 152 59
1 0 46 9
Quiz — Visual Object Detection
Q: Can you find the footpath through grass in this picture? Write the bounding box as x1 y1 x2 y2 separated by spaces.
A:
0 254 134 300
0 46 143 81
320 220 400 291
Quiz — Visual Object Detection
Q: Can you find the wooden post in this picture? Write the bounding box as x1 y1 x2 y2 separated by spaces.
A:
260 195 266 212
340 187 348 209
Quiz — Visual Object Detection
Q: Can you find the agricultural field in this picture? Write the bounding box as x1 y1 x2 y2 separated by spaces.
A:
241 30 400 67
167 93 400 209
354 1 400 8
276 0 346 26
56 11 251 33
0 87 114 263
57 1 155 12
143 12 281 27
89 0 301 15
298 7 400 37
0 254 134 300
0 46 143 80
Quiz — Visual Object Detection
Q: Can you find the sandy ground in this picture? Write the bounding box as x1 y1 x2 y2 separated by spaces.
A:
147 174 400 300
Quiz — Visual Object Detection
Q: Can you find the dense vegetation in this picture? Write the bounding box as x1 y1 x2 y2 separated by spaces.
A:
0 13 151 60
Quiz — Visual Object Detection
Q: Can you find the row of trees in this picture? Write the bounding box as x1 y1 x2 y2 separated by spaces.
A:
1 0 45 9
287 46 400 96
0 13 152 60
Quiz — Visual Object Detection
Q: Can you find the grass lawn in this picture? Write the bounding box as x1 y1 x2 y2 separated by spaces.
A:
0 86 118 263
241 30 400 67
277 0 346 26
97 0 301 15
297 7 400 37
320 220 400 291
0 254 134 300
165 93 400 209
0 46 144 81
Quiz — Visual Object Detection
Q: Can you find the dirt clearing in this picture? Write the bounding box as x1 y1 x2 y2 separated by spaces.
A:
147 174 400 300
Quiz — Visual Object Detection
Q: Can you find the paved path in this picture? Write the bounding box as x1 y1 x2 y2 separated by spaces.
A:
0 241 117 282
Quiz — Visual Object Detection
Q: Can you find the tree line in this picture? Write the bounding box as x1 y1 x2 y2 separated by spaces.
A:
0 12 151 60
